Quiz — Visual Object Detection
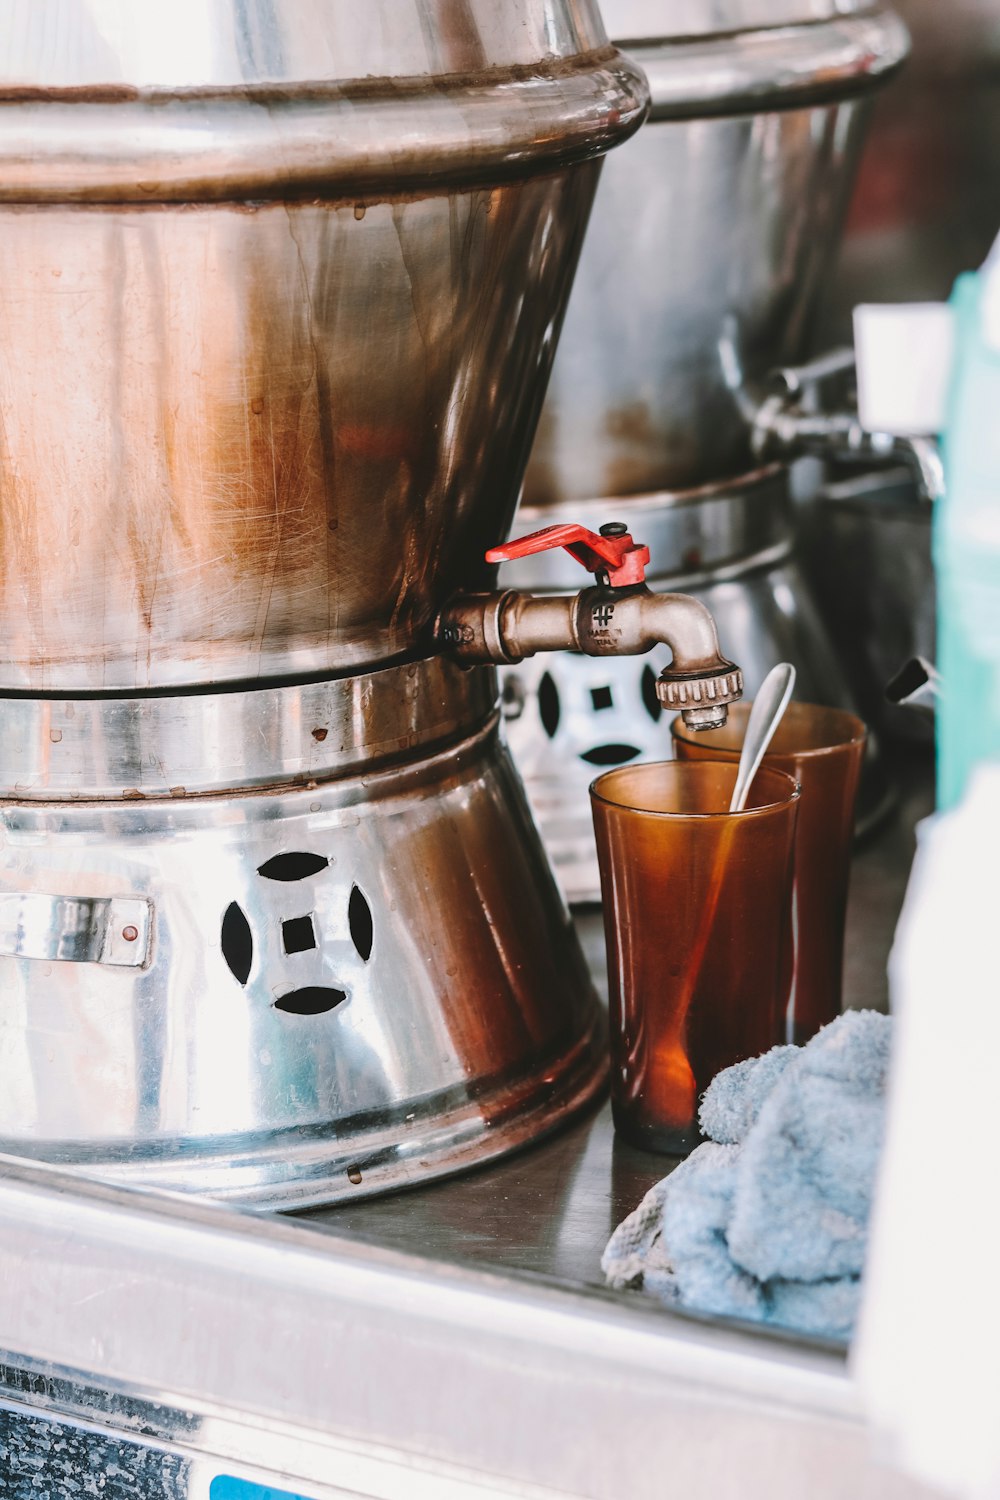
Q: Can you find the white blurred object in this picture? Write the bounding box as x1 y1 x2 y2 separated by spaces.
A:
853 765 1000 1499
853 302 954 437
979 232 1000 352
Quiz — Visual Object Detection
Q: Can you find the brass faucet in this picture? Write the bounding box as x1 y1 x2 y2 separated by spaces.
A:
437 522 742 730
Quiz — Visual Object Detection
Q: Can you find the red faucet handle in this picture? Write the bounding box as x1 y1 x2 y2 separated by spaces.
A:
485 523 649 587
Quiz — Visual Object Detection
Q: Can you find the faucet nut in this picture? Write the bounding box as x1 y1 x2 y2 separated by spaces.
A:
656 662 743 724
679 705 731 730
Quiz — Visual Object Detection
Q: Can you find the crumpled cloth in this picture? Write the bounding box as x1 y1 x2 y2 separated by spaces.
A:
602 1009 892 1341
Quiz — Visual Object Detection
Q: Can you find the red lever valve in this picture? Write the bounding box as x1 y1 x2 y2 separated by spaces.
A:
485 523 650 587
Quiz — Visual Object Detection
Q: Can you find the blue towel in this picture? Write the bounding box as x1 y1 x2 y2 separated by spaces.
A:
698 1044 799 1145
602 1010 892 1341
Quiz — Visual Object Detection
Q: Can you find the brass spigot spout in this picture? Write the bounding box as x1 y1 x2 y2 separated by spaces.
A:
437 523 742 730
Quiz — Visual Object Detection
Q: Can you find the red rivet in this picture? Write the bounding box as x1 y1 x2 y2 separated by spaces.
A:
122 925 139 943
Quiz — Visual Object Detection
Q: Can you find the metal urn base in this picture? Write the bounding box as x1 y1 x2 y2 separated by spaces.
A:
499 469 872 903
0 659 604 1210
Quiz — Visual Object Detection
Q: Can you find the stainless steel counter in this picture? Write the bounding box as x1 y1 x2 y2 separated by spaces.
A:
0 748 941 1500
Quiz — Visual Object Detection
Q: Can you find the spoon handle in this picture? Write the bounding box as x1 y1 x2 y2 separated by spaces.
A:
729 663 796 813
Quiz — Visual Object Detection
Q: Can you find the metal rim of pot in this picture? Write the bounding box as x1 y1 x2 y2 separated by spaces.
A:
0 52 649 202
502 466 795 594
609 6 910 120
0 656 498 799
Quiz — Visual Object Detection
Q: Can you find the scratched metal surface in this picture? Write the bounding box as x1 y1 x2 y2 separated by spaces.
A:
0 1406 190 1499
0 2 652 693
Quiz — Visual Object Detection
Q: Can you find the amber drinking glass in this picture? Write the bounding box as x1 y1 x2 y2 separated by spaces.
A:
672 701 866 1046
590 761 799 1155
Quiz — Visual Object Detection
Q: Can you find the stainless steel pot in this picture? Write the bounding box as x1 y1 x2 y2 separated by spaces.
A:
0 662 608 1210
0 0 646 691
0 1 658 1206
524 0 909 504
802 465 935 744
501 0 908 900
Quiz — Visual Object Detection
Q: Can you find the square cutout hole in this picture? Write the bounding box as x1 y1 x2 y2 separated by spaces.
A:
282 915 317 955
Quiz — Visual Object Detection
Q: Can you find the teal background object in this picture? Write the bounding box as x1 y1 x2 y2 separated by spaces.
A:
210 1477 315 1500
936 269 1000 810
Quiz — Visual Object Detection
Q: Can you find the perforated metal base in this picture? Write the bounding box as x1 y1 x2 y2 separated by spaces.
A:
0 663 604 1209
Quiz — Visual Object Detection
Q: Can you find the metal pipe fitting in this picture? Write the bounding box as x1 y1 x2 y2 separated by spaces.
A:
751 397 945 502
747 349 946 502
437 585 743 730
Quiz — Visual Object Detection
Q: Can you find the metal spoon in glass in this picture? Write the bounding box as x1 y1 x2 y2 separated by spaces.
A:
729 662 797 812
656 663 797 1095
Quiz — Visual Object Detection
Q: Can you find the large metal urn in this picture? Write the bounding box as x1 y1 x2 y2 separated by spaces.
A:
503 0 909 900
0 0 662 1207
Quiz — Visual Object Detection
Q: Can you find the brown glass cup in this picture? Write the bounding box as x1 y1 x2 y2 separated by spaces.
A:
590 761 799 1155
672 702 866 1046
